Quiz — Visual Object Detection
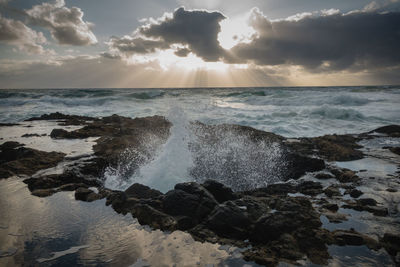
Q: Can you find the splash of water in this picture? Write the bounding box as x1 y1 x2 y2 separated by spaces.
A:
104 107 287 193
133 106 194 192
104 106 194 193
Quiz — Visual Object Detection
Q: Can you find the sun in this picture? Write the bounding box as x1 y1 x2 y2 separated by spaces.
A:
218 13 256 50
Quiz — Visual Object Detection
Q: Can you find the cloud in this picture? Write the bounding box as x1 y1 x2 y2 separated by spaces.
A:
25 0 97 46
107 36 169 56
228 8 400 71
0 14 46 54
106 7 226 61
105 5 400 74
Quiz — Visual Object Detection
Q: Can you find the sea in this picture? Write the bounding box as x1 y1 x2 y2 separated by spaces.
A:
1 86 400 138
1 86 400 266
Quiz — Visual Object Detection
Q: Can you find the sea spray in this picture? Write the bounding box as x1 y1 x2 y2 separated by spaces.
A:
104 106 194 193
104 106 288 192
189 124 287 191
133 106 193 192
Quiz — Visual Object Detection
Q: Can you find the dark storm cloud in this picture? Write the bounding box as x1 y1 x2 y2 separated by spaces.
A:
107 7 227 61
25 0 97 46
107 36 169 55
174 47 191 57
228 8 400 71
107 6 400 72
139 7 226 61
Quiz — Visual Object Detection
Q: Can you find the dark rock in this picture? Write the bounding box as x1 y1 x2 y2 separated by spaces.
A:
0 142 65 179
386 188 398 193
21 133 41 138
342 199 388 216
371 125 400 137
349 189 363 198
233 196 270 222
247 183 296 197
296 181 323 196
0 141 22 150
26 112 95 126
322 203 339 212
205 201 252 239
0 123 19 126
251 197 321 243
288 134 364 161
23 172 99 192
381 233 400 263
202 180 236 203
388 147 400 155
324 185 342 197
58 183 89 191
315 173 334 180
132 204 177 231
332 230 380 249
75 187 94 201
332 169 360 183
163 182 218 223
50 129 83 139
284 154 326 180
358 198 377 206
125 183 163 199
31 188 57 197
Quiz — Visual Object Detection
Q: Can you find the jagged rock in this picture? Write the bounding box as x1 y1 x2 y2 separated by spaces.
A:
284 154 326 180
349 188 363 198
388 147 400 155
247 183 296 197
251 197 321 243
296 181 323 196
371 125 400 137
331 169 360 183
381 233 400 264
324 185 342 197
0 142 65 179
342 198 388 216
202 180 236 203
358 198 377 206
205 201 252 239
125 183 163 199
50 129 83 139
322 203 339 212
332 230 380 249
75 187 100 202
287 134 364 161
315 173 335 180
132 204 177 231
163 183 218 223
23 172 99 191
233 196 271 222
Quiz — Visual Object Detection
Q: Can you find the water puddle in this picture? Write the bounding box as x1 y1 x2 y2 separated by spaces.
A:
0 178 257 266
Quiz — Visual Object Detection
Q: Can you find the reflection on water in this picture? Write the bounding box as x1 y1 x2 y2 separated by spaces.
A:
0 178 256 266
327 245 394 266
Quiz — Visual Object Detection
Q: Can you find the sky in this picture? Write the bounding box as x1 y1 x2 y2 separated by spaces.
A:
0 0 399 88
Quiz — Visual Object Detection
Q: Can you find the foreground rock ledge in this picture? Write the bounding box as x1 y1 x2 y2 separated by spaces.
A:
1 113 399 266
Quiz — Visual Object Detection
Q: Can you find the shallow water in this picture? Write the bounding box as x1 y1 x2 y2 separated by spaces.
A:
0 178 257 266
1 86 400 137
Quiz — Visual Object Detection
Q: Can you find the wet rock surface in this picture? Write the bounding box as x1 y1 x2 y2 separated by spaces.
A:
2 113 400 266
0 141 65 179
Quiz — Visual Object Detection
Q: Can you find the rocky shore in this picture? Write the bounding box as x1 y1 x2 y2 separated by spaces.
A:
1 112 399 266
